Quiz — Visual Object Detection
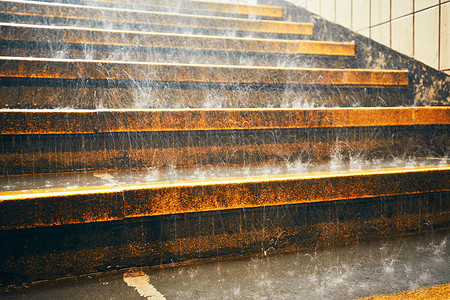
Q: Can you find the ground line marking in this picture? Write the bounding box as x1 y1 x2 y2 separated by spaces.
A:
123 270 166 300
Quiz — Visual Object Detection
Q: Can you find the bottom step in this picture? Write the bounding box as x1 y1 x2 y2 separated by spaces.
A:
0 164 449 285
1 163 448 229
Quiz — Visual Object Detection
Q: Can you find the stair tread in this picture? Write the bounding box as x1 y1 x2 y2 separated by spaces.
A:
0 23 355 57
1 0 311 35
1 107 448 135
1 163 448 229
33 0 284 18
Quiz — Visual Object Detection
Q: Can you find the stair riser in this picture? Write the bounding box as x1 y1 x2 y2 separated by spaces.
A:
1 192 448 285
1 126 447 175
0 85 410 109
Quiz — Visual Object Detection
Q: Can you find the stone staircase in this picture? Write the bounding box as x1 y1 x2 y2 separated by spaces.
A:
0 0 449 286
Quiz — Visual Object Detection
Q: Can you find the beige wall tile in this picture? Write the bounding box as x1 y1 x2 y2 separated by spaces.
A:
371 0 390 26
307 0 321 15
392 15 413 57
352 0 370 30
298 0 446 71
392 0 413 19
441 2 450 70
371 22 390 47
414 6 439 69
321 0 336 21
358 28 370 38
415 0 439 12
335 0 352 28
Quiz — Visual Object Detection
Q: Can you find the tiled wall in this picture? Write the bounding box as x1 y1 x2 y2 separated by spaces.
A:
291 0 450 74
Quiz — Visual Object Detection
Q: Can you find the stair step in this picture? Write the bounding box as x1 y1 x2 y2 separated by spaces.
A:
0 86 411 109
33 0 284 18
0 57 409 108
1 108 447 175
1 108 447 134
0 57 408 86
0 23 354 67
2 164 447 285
0 0 311 37
1 165 448 230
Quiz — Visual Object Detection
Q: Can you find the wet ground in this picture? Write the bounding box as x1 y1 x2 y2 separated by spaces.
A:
1 231 448 299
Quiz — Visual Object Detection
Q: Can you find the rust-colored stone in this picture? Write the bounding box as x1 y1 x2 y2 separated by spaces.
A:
1 194 448 286
0 86 409 109
0 165 448 230
0 108 446 135
1 134 435 175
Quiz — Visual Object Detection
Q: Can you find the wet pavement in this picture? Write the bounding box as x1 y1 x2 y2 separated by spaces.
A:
1 231 448 299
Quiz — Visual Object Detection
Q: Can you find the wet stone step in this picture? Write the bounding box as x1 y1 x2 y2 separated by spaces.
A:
1 84 412 109
1 125 447 174
0 23 355 68
31 0 284 18
3 58 403 85
1 165 448 230
1 108 447 134
0 108 448 175
0 58 410 108
0 190 448 286
0 0 311 38
0 180 447 286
